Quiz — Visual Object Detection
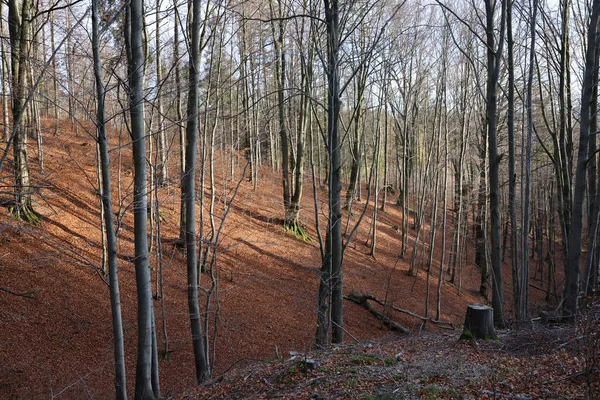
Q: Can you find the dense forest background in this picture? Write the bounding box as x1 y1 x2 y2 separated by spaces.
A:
0 0 599 398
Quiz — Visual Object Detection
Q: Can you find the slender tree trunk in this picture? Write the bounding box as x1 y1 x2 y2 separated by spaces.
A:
174 2 186 245
287 25 312 229
484 0 506 327
474 136 487 294
126 0 160 397
521 0 538 321
325 0 343 345
564 0 600 317
66 10 74 123
381 63 389 212
506 0 521 322
1 0 9 143
270 0 291 224
558 0 573 275
345 65 367 212
155 0 168 186
92 1 127 397
183 0 210 383
50 12 59 134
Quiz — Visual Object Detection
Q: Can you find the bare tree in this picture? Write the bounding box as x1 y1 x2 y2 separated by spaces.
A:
125 0 160 396
182 0 211 383
564 0 600 318
8 0 37 222
91 0 127 397
483 0 506 327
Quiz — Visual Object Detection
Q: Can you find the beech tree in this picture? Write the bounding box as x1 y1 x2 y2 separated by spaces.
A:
5 3 600 396
316 0 403 347
91 0 127 396
8 0 36 222
125 0 160 396
182 0 211 383
564 0 600 317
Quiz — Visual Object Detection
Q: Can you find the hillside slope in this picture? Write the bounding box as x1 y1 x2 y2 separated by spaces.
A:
1 125 506 398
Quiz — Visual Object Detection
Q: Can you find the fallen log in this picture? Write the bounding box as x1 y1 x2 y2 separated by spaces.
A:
349 291 455 329
345 291 410 334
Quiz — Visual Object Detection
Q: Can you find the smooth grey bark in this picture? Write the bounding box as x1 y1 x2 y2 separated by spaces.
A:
174 2 186 245
558 0 574 272
92 4 127 397
268 0 307 229
155 0 167 186
506 0 520 321
8 0 35 220
369 103 383 257
269 0 291 222
484 0 506 327
126 0 160 397
29 59 43 172
564 0 600 317
474 137 487 293
183 0 210 383
65 10 74 123
521 0 537 321
344 64 367 211
287 16 312 229
50 12 59 134
324 0 343 345
381 57 390 212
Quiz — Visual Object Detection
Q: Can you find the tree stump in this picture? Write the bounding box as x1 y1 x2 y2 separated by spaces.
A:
460 304 497 340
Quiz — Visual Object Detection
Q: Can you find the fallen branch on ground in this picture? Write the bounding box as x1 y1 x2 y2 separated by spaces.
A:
349 290 455 329
0 286 39 299
345 291 410 334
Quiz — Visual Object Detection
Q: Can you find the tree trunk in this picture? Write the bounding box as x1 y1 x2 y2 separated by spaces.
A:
558 0 573 276
174 2 186 245
521 0 538 321
460 304 497 340
564 0 600 318
65 10 74 123
484 0 506 327
286 23 312 229
126 0 160 397
344 70 365 211
92 1 127 397
584 37 600 295
155 0 167 186
325 0 343 345
506 0 520 321
269 0 291 225
8 0 36 222
50 12 59 134
183 0 210 383
1 0 9 142
474 138 487 294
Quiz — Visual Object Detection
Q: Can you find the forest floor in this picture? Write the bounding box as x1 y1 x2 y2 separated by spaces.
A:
187 326 598 399
0 119 594 399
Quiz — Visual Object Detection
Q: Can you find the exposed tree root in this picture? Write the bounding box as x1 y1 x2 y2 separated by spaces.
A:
284 221 312 242
9 204 40 225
